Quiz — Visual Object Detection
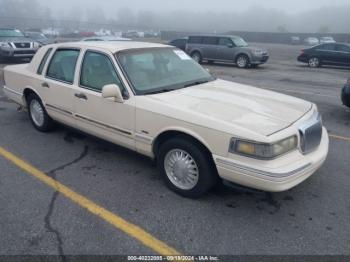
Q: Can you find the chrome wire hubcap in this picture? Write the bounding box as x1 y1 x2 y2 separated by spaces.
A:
164 149 199 190
30 99 44 127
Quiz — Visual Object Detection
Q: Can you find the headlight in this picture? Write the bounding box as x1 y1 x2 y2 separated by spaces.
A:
0 42 10 48
229 136 297 159
33 42 41 48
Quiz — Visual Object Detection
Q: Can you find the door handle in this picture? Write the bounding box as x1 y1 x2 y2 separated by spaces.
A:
74 93 88 100
41 82 50 88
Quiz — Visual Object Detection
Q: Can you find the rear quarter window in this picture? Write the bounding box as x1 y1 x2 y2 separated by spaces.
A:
188 36 203 44
336 45 350 52
202 37 218 45
37 48 53 75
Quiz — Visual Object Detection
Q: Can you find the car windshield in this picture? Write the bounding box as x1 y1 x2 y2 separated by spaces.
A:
116 47 215 95
0 29 24 37
231 37 248 47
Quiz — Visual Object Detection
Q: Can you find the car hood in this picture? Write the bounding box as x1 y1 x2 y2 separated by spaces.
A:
36 39 54 45
0 37 32 43
147 79 312 136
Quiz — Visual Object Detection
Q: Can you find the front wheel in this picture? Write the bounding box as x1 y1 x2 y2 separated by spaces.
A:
236 54 249 68
157 137 217 198
27 93 54 132
308 57 321 68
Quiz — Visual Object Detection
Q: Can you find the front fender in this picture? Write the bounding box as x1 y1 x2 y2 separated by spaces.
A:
154 126 213 153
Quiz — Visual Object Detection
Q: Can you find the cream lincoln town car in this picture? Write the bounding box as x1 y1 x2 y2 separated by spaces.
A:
3 42 329 198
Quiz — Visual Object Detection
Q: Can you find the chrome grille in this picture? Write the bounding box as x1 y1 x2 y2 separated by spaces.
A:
299 112 323 154
14 42 30 48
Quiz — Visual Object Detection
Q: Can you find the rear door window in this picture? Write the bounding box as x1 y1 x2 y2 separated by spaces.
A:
202 37 218 45
46 49 80 84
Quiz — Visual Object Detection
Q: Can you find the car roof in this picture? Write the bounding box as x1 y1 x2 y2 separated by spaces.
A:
319 42 349 46
0 28 18 30
46 41 170 53
82 36 131 41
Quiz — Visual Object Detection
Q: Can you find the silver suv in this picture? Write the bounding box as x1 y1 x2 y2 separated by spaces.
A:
0 28 40 62
186 35 269 68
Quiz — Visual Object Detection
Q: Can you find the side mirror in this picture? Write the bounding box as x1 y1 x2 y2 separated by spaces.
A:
227 43 233 48
102 84 124 103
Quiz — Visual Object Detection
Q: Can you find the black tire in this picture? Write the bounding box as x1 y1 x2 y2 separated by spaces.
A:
236 54 249 69
342 86 350 108
26 93 54 132
157 137 218 198
308 57 321 68
191 51 202 64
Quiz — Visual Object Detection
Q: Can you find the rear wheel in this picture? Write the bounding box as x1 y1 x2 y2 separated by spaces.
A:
191 52 202 64
157 137 217 198
236 54 249 68
341 86 350 108
27 93 54 132
308 57 321 68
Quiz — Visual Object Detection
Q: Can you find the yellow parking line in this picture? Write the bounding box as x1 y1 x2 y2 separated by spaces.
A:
0 146 181 256
329 134 350 142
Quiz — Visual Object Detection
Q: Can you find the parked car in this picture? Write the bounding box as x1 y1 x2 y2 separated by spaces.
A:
185 35 269 68
291 36 301 45
25 31 55 46
122 31 140 38
81 36 131 42
0 28 40 62
341 78 350 108
298 43 350 68
3 42 328 198
168 37 188 51
304 37 319 46
320 37 336 44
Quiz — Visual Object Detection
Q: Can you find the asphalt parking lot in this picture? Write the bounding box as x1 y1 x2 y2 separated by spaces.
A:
0 43 350 257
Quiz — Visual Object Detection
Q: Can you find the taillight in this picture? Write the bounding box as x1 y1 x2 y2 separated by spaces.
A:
300 49 305 53
347 78 350 84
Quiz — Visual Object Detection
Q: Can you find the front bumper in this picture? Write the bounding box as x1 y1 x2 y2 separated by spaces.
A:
0 47 37 58
214 127 329 192
251 55 269 65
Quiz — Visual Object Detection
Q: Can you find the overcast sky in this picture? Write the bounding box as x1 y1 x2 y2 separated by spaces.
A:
42 0 350 15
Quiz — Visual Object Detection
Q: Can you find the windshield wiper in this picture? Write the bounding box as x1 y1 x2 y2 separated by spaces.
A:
145 88 177 95
184 80 210 88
